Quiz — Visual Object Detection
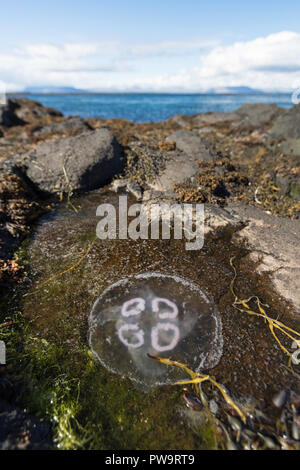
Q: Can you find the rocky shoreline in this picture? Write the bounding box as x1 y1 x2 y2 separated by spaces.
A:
1 98 299 307
0 97 300 449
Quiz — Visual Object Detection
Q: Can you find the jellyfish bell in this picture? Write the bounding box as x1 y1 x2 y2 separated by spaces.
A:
88 272 223 388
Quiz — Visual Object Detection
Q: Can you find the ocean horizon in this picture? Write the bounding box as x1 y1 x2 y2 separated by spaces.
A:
9 92 294 123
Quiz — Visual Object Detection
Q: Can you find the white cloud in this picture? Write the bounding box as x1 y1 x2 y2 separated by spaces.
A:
201 32 300 74
1 32 300 91
122 31 300 92
126 39 219 58
0 40 213 90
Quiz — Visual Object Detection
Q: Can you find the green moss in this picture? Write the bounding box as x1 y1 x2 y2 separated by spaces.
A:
13 239 32 268
2 317 215 449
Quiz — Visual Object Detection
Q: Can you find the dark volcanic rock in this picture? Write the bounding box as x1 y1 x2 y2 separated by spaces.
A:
0 98 63 136
32 116 92 137
143 129 215 192
269 103 300 139
232 103 283 128
148 151 204 192
0 97 63 133
12 97 63 122
166 130 213 161
167 114 190 128
17 129 125 194
194 112 235 125
0 172 42 260
0 100 25 127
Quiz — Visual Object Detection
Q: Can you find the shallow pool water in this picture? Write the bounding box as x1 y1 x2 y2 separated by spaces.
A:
19 187 300 449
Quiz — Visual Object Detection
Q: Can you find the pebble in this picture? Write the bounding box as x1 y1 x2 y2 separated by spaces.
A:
272 390 288 408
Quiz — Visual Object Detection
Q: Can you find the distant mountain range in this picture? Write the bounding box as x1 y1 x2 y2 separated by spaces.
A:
24 86 85 94
23 85 269 94
207 86 264 94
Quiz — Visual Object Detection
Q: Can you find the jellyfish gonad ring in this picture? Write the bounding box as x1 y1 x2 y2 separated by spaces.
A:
88 272 223 387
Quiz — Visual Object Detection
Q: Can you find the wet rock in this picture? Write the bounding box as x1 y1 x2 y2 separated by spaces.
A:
227 203 300 312
272 390 288 408
0 400 51 450
166 130 214 161
292 421 300 441
209 399 218 415
269 103 300 139
183 393 203 411
258 433 278 449
232 104 283 128
16 129 125 194
227 415 243 432
32 116 92 137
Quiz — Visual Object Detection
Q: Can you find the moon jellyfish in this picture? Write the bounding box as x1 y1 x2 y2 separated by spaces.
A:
88 272 223 387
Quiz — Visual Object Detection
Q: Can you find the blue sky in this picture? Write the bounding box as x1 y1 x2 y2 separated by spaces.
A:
1 0 300 92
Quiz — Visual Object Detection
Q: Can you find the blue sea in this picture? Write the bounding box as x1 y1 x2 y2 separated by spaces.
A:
11 93 293 123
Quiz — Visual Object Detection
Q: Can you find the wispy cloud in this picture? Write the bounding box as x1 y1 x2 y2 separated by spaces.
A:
125 39 219 58
1 32 300 91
